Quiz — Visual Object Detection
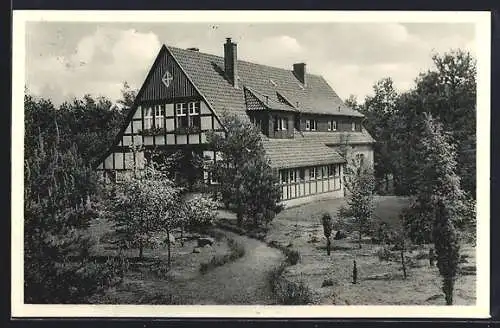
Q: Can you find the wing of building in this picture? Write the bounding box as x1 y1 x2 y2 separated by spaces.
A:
96 38 375 205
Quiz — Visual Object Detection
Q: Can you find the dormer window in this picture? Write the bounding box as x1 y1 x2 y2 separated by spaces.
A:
274 116 288 131
328 120 337 131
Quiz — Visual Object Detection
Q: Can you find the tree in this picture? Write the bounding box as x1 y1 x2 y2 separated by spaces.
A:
321 213 333 255
434 200 460 305
404 113 467 304
404 113 473 244
24 118 120 303
340 160 375 249
207 112 282 227
117 81 138 111
107 165 182 266
361 78 399 193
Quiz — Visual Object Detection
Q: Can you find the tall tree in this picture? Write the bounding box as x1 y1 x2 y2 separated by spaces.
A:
360 78 399 193
24 117 120 303
339 160 376 249
207 112 282 227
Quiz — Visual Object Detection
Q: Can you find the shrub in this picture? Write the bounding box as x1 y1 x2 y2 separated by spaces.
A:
285 249 301 265
268 264 314 305
321 278 335 287
184 195 218 231
199 237 245 274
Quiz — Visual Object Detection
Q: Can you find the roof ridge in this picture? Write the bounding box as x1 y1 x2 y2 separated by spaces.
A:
166 44 324 79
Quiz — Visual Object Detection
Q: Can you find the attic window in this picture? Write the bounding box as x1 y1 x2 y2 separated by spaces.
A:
270 79 278 87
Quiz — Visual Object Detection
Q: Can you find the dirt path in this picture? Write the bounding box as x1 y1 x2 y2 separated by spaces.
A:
172 229 284 304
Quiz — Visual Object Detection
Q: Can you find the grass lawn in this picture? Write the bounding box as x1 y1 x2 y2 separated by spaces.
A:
85 218 232 304
265 195 476 305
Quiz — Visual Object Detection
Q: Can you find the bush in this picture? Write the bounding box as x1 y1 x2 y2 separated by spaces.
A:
285 249 301 265
184 195 218 231
199 237 245 274
376 247 398 262
321 278 335 287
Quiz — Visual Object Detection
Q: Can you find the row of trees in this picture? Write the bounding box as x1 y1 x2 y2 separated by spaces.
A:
340 50 477 305
346 50 476 199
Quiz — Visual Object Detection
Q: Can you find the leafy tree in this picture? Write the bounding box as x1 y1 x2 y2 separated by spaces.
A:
107 165 182 266
207 112 282 227
361 78 399 193
24 119 120 303
340 160 375 249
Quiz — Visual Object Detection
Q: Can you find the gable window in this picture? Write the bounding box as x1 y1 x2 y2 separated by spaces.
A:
310 120 317 131
144 107 153 129
328 120 337 131
188 102 201 129
176 103 188 128
351 121 356 131
154 105 164 128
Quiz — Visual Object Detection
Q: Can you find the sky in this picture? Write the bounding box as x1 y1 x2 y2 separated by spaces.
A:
25 22 476 106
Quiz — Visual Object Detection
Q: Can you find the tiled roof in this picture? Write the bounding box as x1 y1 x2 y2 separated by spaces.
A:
262 137 346 169
245 87 298 112
167 46 364 119
298 129 375 145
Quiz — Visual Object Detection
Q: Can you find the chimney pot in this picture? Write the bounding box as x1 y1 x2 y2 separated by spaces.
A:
293 63 307 86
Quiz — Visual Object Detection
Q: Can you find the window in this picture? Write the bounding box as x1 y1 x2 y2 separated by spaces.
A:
154 105 164 128
281 170 288 184
309 167 316 180
328 164 335 177
176 103 188 128
274 116 288 131
305 119 311 131
299 168 305 181
328 120 337 131
144 107 153 129
289 170 296 183
351 121 356 131
355 153 365 166
310 120 317 131
188 102 201 129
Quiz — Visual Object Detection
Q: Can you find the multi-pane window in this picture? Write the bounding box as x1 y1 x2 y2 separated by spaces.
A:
176 103 188 128
328 120 337 131
154 105 164 128
299 168 305 181
351 121 356 131
309 167 317 180
289 170 296 183
144 107 153 129
328 164 335 177
281 170 288 184
310 120 317 131
188 102 201 129
274 116 288 131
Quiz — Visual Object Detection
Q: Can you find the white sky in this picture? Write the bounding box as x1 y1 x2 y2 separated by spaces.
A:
25 22 476 106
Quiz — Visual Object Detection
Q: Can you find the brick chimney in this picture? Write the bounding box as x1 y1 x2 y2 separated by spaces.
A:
224 38 238 88
293 63 306 86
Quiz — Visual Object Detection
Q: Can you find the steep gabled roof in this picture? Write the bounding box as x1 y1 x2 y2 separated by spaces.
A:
167 46 364 118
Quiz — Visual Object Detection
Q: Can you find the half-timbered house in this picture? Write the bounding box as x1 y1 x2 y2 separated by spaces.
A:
96 38 375 206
